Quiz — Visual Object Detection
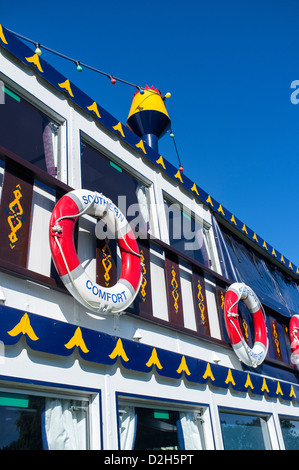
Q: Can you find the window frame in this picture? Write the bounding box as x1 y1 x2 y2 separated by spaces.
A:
162 192 216 269
278 413 299 450
0 74 66 182
0 377 102 450
218 406 274 450
116 391 214 450
80 136 159 239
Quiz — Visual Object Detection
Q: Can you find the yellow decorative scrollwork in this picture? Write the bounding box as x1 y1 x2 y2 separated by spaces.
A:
197 280 206 324
140 250 147 301
242 319 249 342
171 266 179 313
272 322 281 356
6 184 24 249
220 291 225 310
101 242 112 287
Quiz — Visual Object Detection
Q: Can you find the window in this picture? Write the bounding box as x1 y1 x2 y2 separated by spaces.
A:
0 390 89 450
219 409 272 450
0 83 59 176
163 197 212 268
118 401 206 450
81 143 152 235
279 416 299 450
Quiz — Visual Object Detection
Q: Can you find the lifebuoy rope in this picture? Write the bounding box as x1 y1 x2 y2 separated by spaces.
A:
51 191 143 315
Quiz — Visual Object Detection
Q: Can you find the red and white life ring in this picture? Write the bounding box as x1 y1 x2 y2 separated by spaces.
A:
49 189 141 315
289 314 299 369
224 282 268 368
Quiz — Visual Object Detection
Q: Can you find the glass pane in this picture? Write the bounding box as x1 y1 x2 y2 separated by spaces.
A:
164 199 211 267
219 410 271 450
0 84 58 175
0 394 44 450
0 392 89 450
280 417 299 450
81 143 151 234
133 407 180 450
119 404 205 450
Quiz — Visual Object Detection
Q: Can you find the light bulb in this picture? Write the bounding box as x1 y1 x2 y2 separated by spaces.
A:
76 61 83 72
35 44 42 56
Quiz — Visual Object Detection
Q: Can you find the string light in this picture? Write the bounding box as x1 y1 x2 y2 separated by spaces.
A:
7 28 183 170
7 28 171 99
169 130 183 172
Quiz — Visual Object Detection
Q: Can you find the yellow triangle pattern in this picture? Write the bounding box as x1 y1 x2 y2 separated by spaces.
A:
113 122 125 137
109 338 129 362
58 79 74 97
191 183 199 195
7 313 39 341
225 369 236 386
25 54 44 73
0 25 8 44
87 101 101 118
136 139 147 154
176 356 191 375
202 363 215 381
156 155 166 169
174 170 183 183
146 348 163 369
64 327 89 353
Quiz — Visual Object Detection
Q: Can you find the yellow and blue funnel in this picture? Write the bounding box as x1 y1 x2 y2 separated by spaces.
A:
127 86 171 152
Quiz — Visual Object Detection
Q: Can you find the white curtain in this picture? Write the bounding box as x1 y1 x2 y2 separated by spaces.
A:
179 412 203 450
136 184 150 232
119 406 137 450
42 122 57 176
44 398 87 450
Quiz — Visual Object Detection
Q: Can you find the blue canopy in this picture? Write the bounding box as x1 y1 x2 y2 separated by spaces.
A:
213 216 299 318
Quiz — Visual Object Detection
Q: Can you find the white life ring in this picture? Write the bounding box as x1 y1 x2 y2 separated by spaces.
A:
224 282 268 368
49 189 141 315
289 314 299 369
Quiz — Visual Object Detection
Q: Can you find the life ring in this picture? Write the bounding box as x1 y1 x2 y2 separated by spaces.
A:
49 189 141 315
224 282 268 368
289 315 299 369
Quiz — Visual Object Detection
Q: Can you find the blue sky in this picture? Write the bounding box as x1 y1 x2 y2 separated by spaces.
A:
1 0 299 267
